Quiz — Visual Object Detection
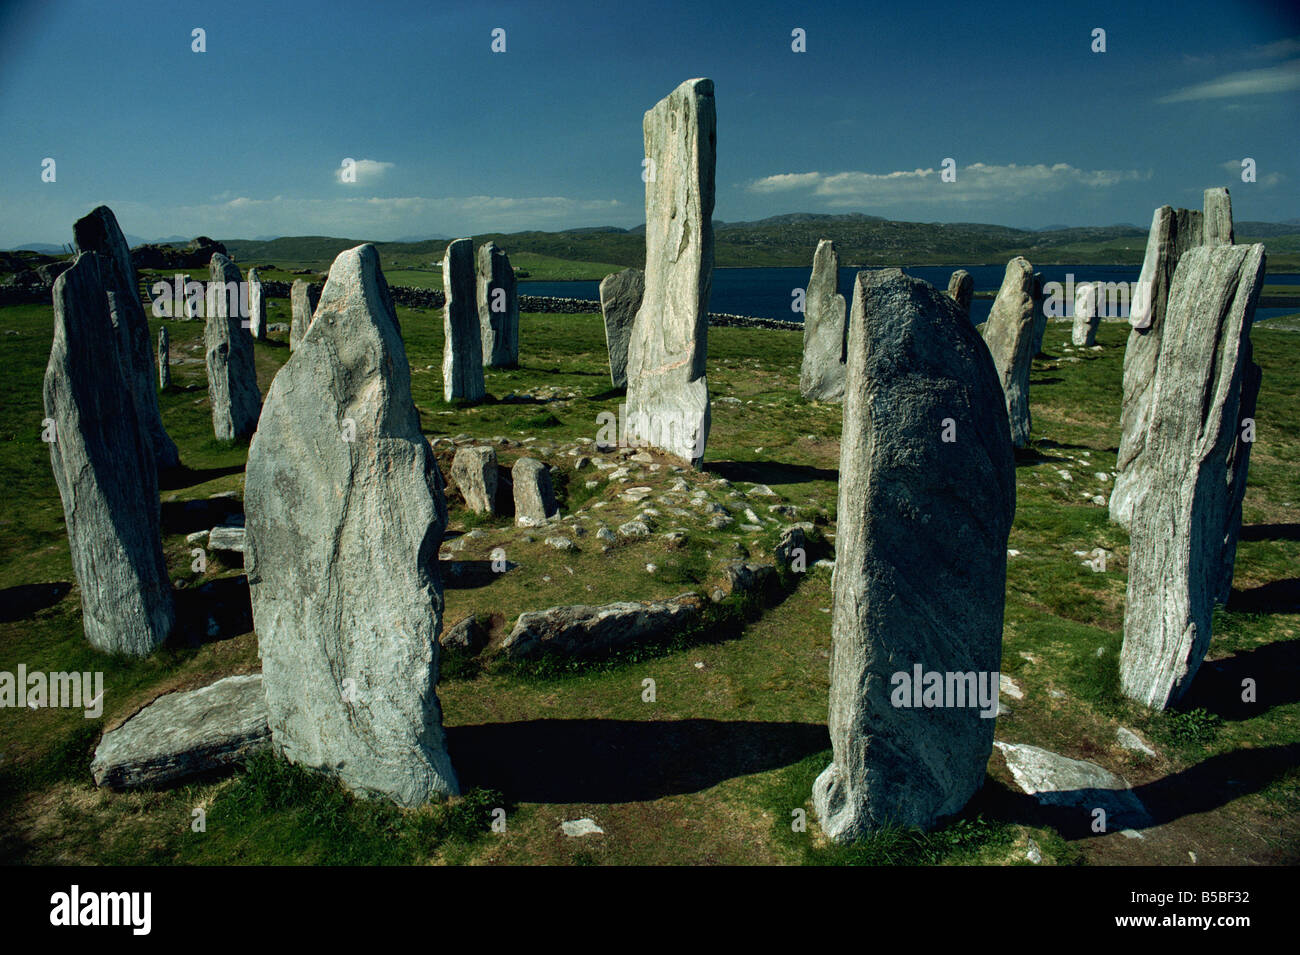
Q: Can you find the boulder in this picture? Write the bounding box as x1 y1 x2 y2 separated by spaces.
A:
442 238 485 401
90 674 269 789
44 253 175 656
946 269 973 320
208 525 246 553
799 239 848 402
598 267 644 389
1071 281 1101 346
980 256 1037 448
204 253 261 441
774 523 812 573
513 456 558 526
289 279 321 351
625 78 715 466
247 268 267 341
441 615 488 654
1119 244 1265 709
502 593 704 658
476 242 519 367
994 742 1150 829
452 445 498 515
244 243 458 806
813 269 1015 841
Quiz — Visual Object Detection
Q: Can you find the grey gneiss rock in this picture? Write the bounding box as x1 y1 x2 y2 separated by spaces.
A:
91 673 269 789
981 256 1037 448
813 269 1015 841
513 456 558 526
946 269 973 320
247 268 267 341
289 279 321 351
477 242 519 367
208 525 245 553
442 238 485 401
799 239 848 402
598 267 644 389
44 253 175 656
452 445 498 515
502 593 704 658
625 78 715 466
1029 272 1048 357
72 205 181 470
204 253 262 441
244 243 458 806
158 326 170 388
1072 281 1101 346
1120 244 1265 710
994 741 1150 828
1202 186 1234 246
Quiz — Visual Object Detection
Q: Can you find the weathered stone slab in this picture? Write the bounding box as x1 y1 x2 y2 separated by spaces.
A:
947 269 973 320
1120 244 1265 709
513 457 558 526
72 205 180 470
91 674 269 789
799 239 848 402
452 445 498 515
208 525 246 553
289 280 320 351
599 268 644 389
442 238 485 401
44 253 175 656
158 327 170 388
477 242 519 367
625 78 715 465
204 253 261 441
1203 186 1234 246
1072 282 1100 346
247 268 267 341
994 741 1151 828
502 594 704 658
981 256 1037 448
813 269 1015 840
245 243 458 805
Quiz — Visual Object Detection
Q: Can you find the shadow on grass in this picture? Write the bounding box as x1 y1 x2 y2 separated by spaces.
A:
1228 579 1300 614
447 717 828 803
1240 523 1300 542
0 581 71 621
170 575 252 647
1179 637 1300 718
161 497 244 536
705 460 837 485
158 463 245 492
1013 446 1070 467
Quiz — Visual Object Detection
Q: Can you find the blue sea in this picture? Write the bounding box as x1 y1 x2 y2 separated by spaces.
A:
521 266 1300 325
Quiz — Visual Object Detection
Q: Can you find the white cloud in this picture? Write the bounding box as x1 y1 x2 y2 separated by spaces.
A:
335 158 395 184
1158 59 1300 103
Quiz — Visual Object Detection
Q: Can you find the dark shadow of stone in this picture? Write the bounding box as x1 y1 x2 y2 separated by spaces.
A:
0 582 72 621
1240 523 1300 542
1013 447 1069 466
169 575 252 647
161 498 244 536
705 460 838 485
1228 579 1300 614
587 387 627 401
446 718 829 803
158 463 245 491
1178 638 1300 720
440 559 514 590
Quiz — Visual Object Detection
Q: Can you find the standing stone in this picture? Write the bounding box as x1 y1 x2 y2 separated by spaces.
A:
946 269 973 320
204 253 261 440
247 268 267 341
44 253 174 656
1029 272 1048 357
981 256 1037 448
158 327 170 388
452 445 498 515
813 269 1015 840
477 242 519 367
1120 244 1265 710
72 205 180 471
513 457 558 527
442 238 485 402
289 280 321 351
599 268 644 389
245 243 458 806
1072 282 1101 346
625 78 715 466
1203 187 1234 247
799 239 848 402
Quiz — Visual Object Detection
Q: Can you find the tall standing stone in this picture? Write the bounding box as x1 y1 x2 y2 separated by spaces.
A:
442 238 485 402
245 243 459 806
981 256 1037 448
1203 187 1234 247
1120 244 1264 710
477 242 519 367
72 205 180 471
1072 282 1101 346
625 78 715 466
813 270 1015 840
289 280 321 351
946 269 973 320
44 253 174 656
158 327 170 388
799 239 848 402
598 268 644 389
247 268 267 341
1029 272 1048 357
205 253 262 441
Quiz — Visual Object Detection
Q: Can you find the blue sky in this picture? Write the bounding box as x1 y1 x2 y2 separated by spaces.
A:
1 0 1297 246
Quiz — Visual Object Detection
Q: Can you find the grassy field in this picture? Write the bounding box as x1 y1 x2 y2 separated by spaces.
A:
1 283 1297 865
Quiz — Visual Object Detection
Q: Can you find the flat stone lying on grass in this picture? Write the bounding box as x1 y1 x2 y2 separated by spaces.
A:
561 818 604 837
1116 727 1157 757
502 593 705 658
994 741 1151 829
90 674 269 789
207 525 245 553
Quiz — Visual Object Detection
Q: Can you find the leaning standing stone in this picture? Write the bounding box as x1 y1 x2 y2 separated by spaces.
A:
289 279 320 351
452 445 499 515
477 242 519 367
44 253 175 656
513 457 558 527
799 239 848 402
158 327 170 388
625 78 715 466
946 269 973 320
813 269 1015 840
247 268 267 341
204 253 261 440
442 238 485 401
981 256 1037 447
245 243 459 806
1072 282 1100 346
599 268 644 389
1119 244 1265 710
